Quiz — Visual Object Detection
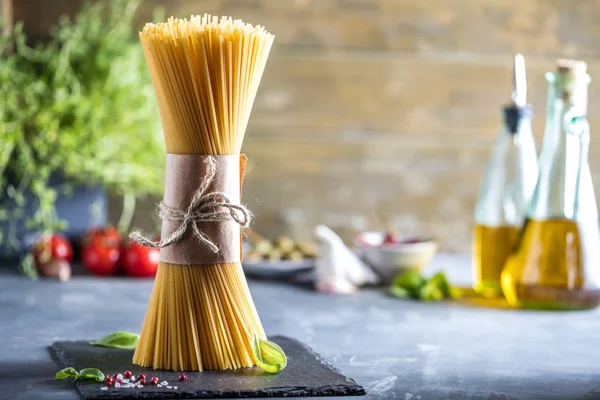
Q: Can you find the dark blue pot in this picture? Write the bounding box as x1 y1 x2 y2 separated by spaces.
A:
0 175 107 259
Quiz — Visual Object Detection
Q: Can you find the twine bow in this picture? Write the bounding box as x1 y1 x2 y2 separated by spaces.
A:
129 156 252 253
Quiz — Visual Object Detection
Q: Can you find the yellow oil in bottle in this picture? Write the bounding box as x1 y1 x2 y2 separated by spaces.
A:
472 224 519 298
501 218 600 310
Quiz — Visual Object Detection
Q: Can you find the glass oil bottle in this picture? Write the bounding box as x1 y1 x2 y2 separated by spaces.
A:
502 59 600 310
473 54 538 298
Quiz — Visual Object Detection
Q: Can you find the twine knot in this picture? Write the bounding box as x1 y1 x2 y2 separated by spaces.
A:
129 156 252 253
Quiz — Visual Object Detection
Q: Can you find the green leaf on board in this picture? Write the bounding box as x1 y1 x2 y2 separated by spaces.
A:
89 331 139 349
55 367 79 381
78 368 105 383
252 335 288 374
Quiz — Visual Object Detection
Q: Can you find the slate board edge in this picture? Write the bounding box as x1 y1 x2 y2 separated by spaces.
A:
282 336 366 391
50 336 366 399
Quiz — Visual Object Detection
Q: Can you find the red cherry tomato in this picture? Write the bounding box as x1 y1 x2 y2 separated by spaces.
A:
82 245 120 276
82 227 121 276
118 244 128 269
122 241 160 277
32 233 74 265
84 226 120 248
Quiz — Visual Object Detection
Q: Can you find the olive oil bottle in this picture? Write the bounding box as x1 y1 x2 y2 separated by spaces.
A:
473 54 538 298
502 60 600 310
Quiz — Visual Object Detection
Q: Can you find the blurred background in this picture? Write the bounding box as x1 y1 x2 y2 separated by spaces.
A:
3 0 600 254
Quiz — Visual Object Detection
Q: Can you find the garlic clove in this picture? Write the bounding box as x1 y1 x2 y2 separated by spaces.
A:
38 259 71 282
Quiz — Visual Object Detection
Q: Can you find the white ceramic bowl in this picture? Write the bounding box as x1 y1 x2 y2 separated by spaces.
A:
353 232 438 283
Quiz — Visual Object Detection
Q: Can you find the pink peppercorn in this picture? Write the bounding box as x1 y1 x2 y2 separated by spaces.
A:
179 374 188 381
124 371 132 379
150 377 159 385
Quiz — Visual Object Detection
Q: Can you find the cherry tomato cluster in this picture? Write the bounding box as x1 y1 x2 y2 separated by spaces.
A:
31 227 159 278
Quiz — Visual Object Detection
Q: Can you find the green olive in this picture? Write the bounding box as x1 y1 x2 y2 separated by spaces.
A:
253 239 273 257
276 236 295 255
286 250 304 261
268 249 283 262
296 241 317 258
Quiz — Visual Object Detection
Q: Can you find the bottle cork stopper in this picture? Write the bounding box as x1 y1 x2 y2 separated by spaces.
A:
556 59 587 76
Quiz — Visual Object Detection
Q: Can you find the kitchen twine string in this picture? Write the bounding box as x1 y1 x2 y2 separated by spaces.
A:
129 156 252 253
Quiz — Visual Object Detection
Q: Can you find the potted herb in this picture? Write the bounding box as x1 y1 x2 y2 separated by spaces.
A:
0 0 164 258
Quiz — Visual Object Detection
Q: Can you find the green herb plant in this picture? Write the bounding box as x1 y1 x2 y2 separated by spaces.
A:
0 0 165 252
90 331 139 349
251 335 287 374
390 270 455 302
56 367 105 383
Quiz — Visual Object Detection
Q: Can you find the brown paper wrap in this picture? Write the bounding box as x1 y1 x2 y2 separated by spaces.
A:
159 154 247 265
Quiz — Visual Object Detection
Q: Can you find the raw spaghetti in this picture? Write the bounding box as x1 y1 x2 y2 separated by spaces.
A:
133 15 274 371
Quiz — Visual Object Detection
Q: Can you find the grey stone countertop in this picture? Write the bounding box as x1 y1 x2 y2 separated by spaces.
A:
2 253 600 400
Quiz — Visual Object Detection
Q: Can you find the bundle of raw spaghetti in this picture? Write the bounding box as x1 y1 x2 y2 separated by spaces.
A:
131 15 274 371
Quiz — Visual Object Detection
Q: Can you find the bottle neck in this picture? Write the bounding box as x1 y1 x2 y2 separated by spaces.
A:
527 72 595 221
540 72 589 152
548 71 589 116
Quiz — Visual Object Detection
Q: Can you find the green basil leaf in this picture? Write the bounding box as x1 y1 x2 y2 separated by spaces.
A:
55 367 79 381
89 331 139 349
392 270 426 292
419 281 445 302
78 368 105 383
429 272 452 297
252 335 287 374
389 286 412 299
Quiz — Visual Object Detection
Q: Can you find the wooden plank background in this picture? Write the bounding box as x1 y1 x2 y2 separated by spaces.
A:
10 0 600 251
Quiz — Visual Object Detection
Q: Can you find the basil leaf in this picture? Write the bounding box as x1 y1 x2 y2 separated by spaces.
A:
418 281 445 302
55 367 79 381
429 272 452 297
252 335 287 374
78 368 105 383
389 286 412 299
89 331 139 349
392 270 426 292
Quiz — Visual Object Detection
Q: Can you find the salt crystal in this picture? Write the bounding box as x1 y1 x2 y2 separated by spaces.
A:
116 374 124 380
115 382 121 388
122 379 130 383
157 385 162 388
138 385 144 388
167 386 172 389
130 375 136 381
100 387 108 391
174 386 178 389
161 381 168 385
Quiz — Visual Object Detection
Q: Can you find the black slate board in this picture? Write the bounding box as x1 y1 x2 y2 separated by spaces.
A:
51 335 365 399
